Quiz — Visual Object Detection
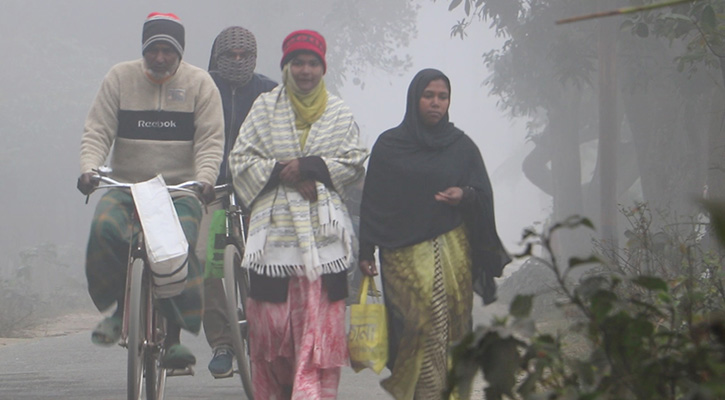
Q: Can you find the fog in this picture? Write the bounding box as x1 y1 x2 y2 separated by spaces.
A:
0 0 548 298
5 0 716 325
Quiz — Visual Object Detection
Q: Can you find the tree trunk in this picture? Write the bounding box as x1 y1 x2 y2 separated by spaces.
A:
547 89 587 268
707 63 725 201
548 97 584 223
597 6 619 252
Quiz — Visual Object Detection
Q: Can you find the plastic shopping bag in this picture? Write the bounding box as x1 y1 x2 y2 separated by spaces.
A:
131 174 189 298
203 209 227 279
348 275 388 374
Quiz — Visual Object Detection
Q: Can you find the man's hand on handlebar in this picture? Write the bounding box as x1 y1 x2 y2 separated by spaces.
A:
79 172 212 206
200 182 215 204
77 172 98 195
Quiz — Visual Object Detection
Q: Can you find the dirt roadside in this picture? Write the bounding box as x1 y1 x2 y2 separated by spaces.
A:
0 311 99 347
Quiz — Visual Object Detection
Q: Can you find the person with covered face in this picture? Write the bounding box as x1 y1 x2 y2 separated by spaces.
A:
198 25 277 379
228 29 369 399
77 12 224 369
358 69 511 400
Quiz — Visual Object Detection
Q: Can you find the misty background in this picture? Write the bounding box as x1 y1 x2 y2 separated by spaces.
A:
0 0 545 310
3 0 719 327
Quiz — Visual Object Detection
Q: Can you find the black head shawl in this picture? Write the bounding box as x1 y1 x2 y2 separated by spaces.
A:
403 69 462 148
359 68 510 304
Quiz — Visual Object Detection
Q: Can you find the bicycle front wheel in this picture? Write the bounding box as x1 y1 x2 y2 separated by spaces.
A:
145 307 166 400
127 258 147 400
223 244 253 399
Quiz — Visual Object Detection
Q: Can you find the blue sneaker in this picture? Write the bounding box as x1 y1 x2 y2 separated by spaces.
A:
208 345 234 378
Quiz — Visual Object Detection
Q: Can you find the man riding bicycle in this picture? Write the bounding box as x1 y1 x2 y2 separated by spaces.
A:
77 12 224 369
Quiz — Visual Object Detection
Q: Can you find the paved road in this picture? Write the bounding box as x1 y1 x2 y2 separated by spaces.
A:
0 329 392 400
0 300 502 399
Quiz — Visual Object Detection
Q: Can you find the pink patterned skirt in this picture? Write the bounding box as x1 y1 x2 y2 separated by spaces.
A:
247 275 349 400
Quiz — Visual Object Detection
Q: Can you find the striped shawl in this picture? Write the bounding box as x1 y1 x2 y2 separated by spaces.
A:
229 85 368 280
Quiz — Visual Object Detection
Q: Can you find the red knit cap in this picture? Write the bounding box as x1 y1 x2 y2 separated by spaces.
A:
280 29 326 72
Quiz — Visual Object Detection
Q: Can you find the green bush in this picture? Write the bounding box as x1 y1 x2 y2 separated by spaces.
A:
448 210 725 400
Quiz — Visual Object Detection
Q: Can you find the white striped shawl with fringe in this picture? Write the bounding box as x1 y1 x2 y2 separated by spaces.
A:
229 85 369 280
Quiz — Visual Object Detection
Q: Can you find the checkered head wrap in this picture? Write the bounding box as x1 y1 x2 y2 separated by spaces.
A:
208 26 257 86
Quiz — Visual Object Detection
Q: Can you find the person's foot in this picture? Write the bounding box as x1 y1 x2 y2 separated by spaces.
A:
208 345 234 378
161 343 196 369
91 316 122 347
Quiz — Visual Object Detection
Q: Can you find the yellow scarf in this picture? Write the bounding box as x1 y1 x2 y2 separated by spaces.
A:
283 64 328 149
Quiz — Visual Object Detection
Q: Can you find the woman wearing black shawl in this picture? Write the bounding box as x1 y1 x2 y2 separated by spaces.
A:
358 68 510 399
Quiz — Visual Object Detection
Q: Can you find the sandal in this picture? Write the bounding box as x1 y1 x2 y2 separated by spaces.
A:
161 344 196 369
91 316 122 347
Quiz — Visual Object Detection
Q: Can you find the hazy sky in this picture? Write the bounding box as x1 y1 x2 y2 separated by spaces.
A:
0 0 548 270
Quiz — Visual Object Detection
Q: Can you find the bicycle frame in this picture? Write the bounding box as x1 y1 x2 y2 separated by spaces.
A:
223 186 246 257
85 173 203 400
213 183 253 398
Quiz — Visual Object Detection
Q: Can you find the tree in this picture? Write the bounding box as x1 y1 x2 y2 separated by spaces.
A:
623 0 725 218
440 0 715 248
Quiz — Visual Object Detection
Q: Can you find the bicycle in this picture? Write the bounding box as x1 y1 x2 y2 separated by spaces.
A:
86 172 204 400
209 183 253 399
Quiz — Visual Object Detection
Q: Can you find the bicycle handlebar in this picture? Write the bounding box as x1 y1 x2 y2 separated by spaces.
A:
85 174 206 205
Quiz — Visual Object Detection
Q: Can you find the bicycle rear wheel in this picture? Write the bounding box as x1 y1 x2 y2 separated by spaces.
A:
223 244 254 399
127 258 147 400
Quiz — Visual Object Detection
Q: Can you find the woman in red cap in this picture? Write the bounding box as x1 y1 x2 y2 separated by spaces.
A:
228 30 369 399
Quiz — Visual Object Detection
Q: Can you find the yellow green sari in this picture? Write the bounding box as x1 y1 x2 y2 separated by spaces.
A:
380 224 472 400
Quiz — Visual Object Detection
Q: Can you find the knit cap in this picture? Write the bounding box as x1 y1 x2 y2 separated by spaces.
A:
142 12 185 57
280 29 326 72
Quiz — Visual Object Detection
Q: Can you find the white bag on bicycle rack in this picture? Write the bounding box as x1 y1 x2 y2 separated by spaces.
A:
131 174 189 298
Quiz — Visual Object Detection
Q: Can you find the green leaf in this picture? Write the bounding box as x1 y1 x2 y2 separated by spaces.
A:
510 294 534 318
635 22 649 38
701 5 717 31
579 216 595 229
590 289 617 320
568 255 600 269
449 0 463 11
481 339 520 398
666 13 694 23
631 276 668 292
577 275 609 298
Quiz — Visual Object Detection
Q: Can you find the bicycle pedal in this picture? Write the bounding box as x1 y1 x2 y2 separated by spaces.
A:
212 371 234 379
166 366 195 377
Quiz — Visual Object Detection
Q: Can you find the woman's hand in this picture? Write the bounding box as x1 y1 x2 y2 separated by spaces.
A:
280 159 302 183
359 259 378 276
295 179 318 202
434 186 463 206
